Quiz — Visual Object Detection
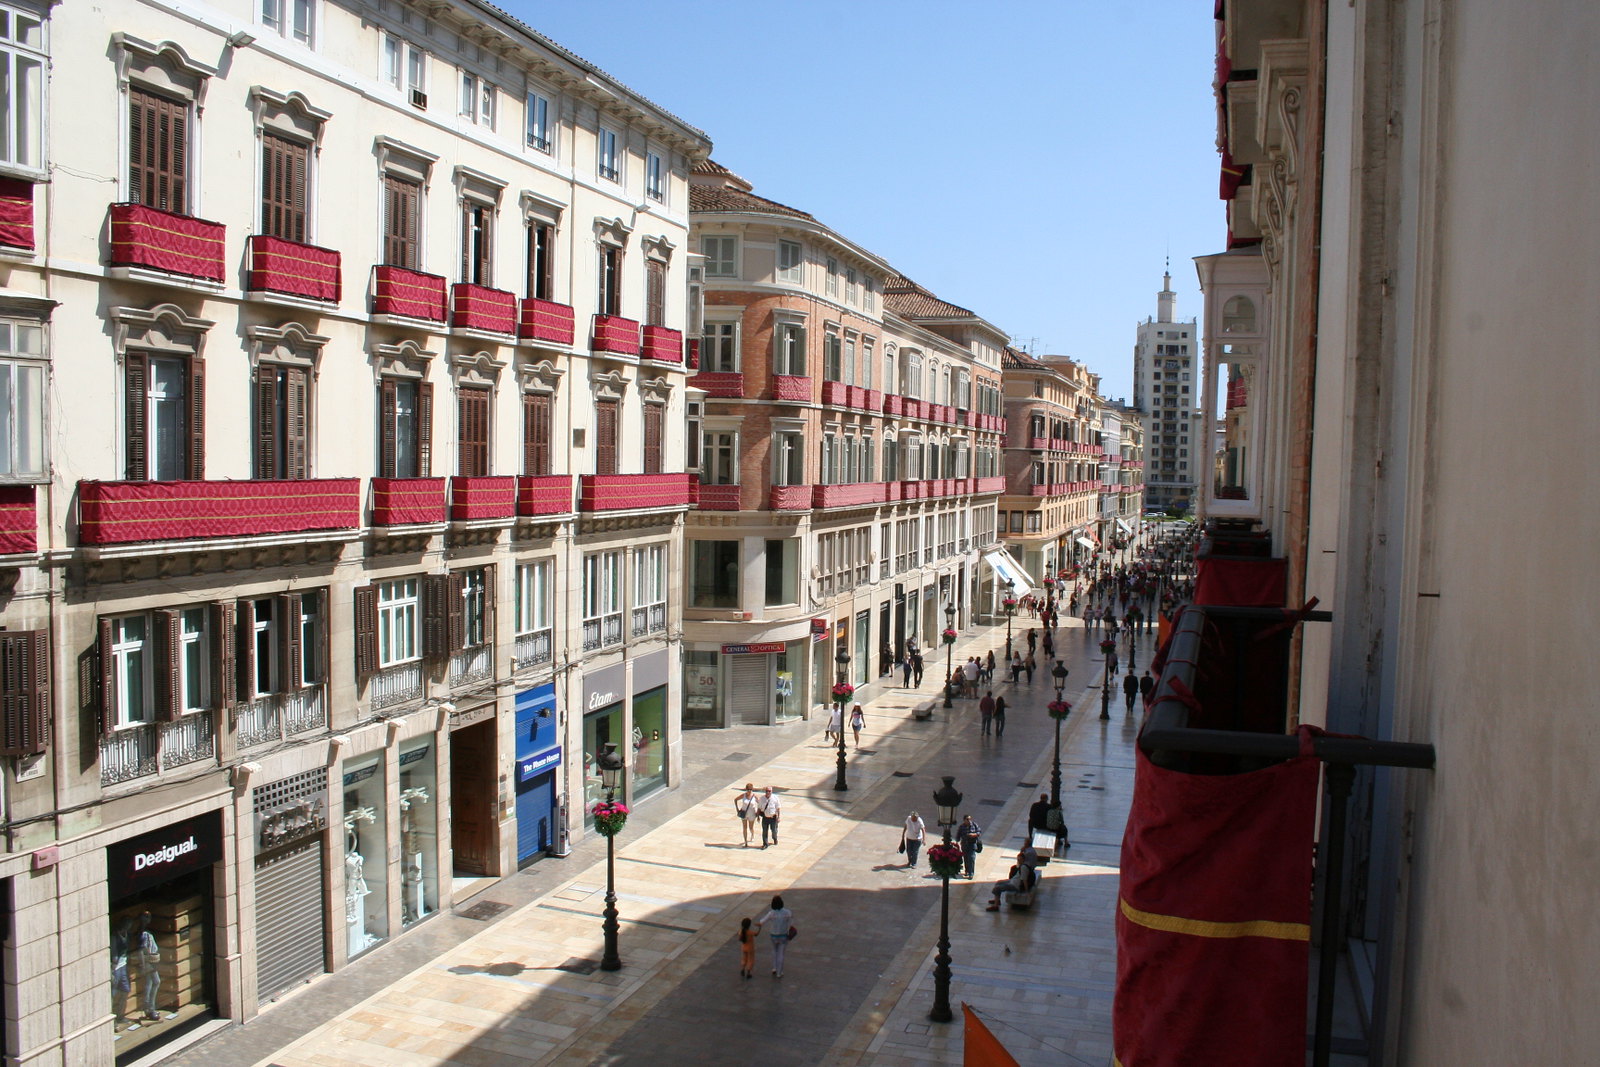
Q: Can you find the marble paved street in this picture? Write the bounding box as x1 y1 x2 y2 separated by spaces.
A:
172 616 1150 1067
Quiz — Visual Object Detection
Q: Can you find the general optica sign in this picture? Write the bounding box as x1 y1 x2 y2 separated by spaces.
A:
721 643 785 655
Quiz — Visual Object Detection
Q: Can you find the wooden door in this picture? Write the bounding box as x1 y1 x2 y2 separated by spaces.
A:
449 719 496 875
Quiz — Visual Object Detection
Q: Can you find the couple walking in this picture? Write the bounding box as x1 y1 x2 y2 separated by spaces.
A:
738 895 796 978
735 784 782 848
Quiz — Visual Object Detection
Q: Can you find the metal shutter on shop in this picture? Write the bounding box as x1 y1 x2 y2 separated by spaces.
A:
254 840 326 1001
729 655 770 725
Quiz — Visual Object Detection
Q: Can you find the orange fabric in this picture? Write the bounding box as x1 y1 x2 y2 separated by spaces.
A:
962 1003 1020 1067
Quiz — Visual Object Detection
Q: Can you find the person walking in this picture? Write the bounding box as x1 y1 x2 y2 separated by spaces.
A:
737 917 757 979
1107 648 1119 678
901 811 927 868
1026 628 1038 653
956 815 983 878
984 650 996 683
911 649 925 687
735 783 760 847
825 703 842 743
849 703 865 747
756 786 782 848
1123 670 1140 715
754 895 794 978
901 652 913 688
1024 651 1036 684
1010 651 1024 684
993 694 1007 737
1139 669 1156 707
978 691 995 735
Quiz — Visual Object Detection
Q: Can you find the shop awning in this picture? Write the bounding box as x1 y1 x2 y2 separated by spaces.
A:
1076 536 1097 551
982 549 1035 598
1115 518 1132 536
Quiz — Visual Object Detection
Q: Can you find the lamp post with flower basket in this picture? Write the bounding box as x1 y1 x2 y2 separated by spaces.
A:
927 775 964 1023
1002 579 1017 659
1099 636 1116 720
1049 660 1071 814
594 743 627 971
833 649 852 792
941 603 957 709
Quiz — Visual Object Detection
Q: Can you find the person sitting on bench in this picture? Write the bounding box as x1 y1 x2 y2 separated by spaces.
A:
985 849 1039 910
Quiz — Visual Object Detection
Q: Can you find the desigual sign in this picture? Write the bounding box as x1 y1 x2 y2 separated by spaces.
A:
133 836 198 871
107 811 224 896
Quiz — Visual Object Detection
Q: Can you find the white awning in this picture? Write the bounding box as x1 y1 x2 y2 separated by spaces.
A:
1115 518 1132 536
1075 536 1097 551
982 550 1035 598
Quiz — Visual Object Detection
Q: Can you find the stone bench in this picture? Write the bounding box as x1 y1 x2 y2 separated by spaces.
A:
912 700 937 721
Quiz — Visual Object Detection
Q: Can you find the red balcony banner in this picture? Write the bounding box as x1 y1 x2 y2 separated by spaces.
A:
370 477 447 525
0 485 35 553
591 314 641 355
451 283 517 334
773 375 811 402
371 266 446 322
687 372 743 398
515 474 573 517
246 235 341 302
78 479 360 545
449 475 516 520
768 485 810 510
697 483 741 510
0 178 34 251
640 324 684 363
108 203 226 282
579 473 693 512
518 298 576 346
1114 729 1322 1067
1194 557 1287 608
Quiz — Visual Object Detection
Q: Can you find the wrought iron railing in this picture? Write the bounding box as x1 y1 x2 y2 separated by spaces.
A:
371 662 424 710
237 696 282 749
450 643 494 687
514 628 553 670
602 612 623 647
100 724 158 786
161 712 215 769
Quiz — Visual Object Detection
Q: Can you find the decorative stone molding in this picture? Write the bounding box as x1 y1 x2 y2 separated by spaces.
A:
370 338 435 379
517 356 565 393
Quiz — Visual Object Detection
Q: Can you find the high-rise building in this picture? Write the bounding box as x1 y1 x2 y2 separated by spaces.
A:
1131 270 1199 510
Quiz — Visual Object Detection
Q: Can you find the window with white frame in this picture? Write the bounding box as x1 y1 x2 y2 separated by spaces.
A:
774 321 806 375
777 240 802 284
701 431 736 485
863 275 875 311
514 561 550 635
582 550 622 650
823 329 842 382
632 544 667 635
861 339 874 390
244 597 280 698
702 235 736 277
0 4 43 174
377 577 420 667
108 614 151 726
773 430 804 485
596 126 620 182
0 316 45 481
825 257 838 296
646 150 665 202
525 90 552 152
261 0 314 46
460 567 488 648
459 71 495 129
701 321 737 373
383 34 428 108
177 608 209 712
845 267 857 305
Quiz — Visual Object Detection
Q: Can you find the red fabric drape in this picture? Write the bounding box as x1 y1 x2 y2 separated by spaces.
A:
1194 556 1287 607
962 1003 1020 1067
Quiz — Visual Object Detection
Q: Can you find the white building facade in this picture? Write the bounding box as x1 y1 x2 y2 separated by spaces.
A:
1131 271 1199 511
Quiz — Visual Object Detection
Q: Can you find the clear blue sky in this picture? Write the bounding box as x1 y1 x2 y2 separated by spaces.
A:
508 0 1221 402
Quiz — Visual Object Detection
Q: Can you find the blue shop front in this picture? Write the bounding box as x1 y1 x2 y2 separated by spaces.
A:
514 683 561 866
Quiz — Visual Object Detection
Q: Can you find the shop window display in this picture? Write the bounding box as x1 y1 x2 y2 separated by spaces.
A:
583 703 623 824
683 650 719 725
776 644 800 721
632 687 666 797
109 872 213 1060
342 754 388 956
398 739 438 924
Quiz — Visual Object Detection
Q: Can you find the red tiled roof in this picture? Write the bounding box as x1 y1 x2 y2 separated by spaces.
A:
689 184 817 222
883 273 974 319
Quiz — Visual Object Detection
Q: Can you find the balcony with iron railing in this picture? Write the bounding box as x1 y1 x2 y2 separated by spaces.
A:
108 203 226 284
100 712 215 787
237 685 327 749
513 628 554 672
631 602 668 638
370 661 424 711
519 297 576 347
449 642 494 688
246 235 341 303
582 612 624 652
451 283 517 335
79 478 362 545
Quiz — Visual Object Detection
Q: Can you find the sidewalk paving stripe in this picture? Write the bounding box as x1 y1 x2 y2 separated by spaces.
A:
617 855 760 879
532 902 699 934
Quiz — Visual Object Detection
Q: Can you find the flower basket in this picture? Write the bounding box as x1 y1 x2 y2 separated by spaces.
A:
1001 596 1017 612
1099 639 1117 654
1048 700 1072 720
941 627 957 645
831 682 855 705
592 800 630 837
927 842 964 879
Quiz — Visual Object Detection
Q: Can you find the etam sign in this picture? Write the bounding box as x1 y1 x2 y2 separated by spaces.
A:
109 812 222 896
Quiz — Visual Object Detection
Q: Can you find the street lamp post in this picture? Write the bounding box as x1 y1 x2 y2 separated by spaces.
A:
1128 624 1138 671
928 775 963 1024
1100 639 1113 721
1002 579 1017 659
833 647 851 792
941 603 956 709
1049 661 1069 811
596 742 625 971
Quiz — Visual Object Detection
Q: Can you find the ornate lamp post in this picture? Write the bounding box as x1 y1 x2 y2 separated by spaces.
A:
1049 661 1070 811
1002 579 1017 659
927 775 964 1024
595 743 626 971
833 647 852 792
941 603 957 709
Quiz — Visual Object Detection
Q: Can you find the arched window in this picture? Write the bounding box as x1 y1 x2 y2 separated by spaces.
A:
1222 295 1257 333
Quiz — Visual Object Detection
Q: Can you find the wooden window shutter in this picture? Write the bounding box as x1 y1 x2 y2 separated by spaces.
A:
255 364 278 478
595 399 618 476
153 608 181 722
383 174 419 268
379 379 398 477
236 599 258 701
0 630 49 756
278 592 303 691
417 380 434 477
646 259 665 327
522 392 551 476
188 356 206 479
527 223 553 300
125 352 149 481
262 133 309 242
211 600 236 711
286 366 309 479
97 618 116 736
457 387 489 477
422 574 449 658
129 88 187 213
445 570 466 653
353 585 379 681
643 403 663 474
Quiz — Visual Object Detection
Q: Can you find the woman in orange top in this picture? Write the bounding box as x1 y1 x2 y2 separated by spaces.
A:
737 916 756 979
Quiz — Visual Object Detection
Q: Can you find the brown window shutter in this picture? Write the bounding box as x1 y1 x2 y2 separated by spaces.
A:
595 399 618 476
309 589 327 683
0 630 49 755
527 223 553 300
422 574 449 658
128 89 147 206
167 101 188 213
457 386 489 477
481 562 496 629
379 378 398 477
237 599 258 701
286 366 309 479
383 174 419 268
262 133 309 242
153 608 181 722
129 88 188 213
97 618 116 736
522 392 551 476
278 592 303 691
460 204 471 283
353 585 379 681
446 570 466 652
417 380 434 477
211 600 236 711
646 259 665 326
188 356 206 480
255 364 278 478
643 403 663 474
125 352 149 481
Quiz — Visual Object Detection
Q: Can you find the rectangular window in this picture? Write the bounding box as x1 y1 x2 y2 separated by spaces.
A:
777 240 802 284
774 323 806 376
0 4 44 173
863 275 875 311
378 378 432 478
459 72 494 128
765 538 797 606
642 402 663 475
632 544 667 635
382 173 421 268
459 567 488 648
646 151 664 202
861 340 874 390
177 608 208 712
0 318 45 481
461 202 492 285
825 257 837 296
702 322 737 373
514 560 550 635
261 132 310 242
124 351 202 482
593 398 618 475
690 540 739 608
457 386 489 476
109 614 150 725
598 244 622 315
701 431 736 485
596 126 620 182
823 330 842 382
582 550 623 649
245 597 278 698
702 235 736 277
645 259 666 326
845 267 857 305
128 86 188 213
377 578 419 667
843 335 856 385
525 221 554 300
773 431 803 486
383 35 427 106
525 90 552 152
262 0 315 45
521 391 551 476
253 363 309 480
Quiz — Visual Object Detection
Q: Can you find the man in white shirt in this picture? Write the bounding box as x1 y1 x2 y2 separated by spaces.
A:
757 786 782 848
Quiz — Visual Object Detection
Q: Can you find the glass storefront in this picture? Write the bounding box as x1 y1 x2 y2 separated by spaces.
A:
631 686 667 798
397 739 438 926
775 643 801 721
341 754 387 958
683 650 719 726
583 703 624 823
